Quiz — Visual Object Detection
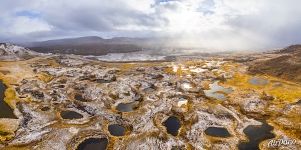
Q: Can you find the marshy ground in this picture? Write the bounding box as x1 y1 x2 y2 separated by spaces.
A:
0 53 300 150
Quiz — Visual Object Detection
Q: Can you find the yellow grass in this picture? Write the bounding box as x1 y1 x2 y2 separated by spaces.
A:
225 73 301 102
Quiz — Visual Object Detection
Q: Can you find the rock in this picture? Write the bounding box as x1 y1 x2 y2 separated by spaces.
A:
241 97 267 114
0 43 40 61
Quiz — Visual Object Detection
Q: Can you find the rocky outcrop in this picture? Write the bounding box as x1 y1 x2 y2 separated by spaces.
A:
0 43 40 61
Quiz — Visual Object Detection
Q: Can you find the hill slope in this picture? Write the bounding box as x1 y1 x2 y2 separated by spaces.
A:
249 45 301 83
22 36 144 56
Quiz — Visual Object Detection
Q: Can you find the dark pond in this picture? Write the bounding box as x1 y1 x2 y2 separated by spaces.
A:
60 110 83 119
94 78 116 83
116 102 138 112
238 121 275 150
205 127 231 138
77 138 108 150
164 116 181 136
0 81 17 118
57 85 65 88
108 124 126 136
41 106 50 111
171 146 185 150
74 93 89 102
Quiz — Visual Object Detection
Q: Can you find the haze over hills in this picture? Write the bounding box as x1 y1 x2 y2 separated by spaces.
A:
23 36 150 47
20 36 152 56
20 36 219 56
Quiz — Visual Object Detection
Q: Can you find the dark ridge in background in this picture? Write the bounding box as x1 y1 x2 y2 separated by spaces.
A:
18 36 215 56
21 36 147 56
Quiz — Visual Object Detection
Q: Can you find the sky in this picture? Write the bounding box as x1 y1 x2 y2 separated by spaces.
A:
0 0 301 50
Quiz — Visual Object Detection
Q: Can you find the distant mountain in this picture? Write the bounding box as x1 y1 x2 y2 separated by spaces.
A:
25 36 105 47
0 43 40 61
19 36 215 56
21 36 147 56
249 45 301 83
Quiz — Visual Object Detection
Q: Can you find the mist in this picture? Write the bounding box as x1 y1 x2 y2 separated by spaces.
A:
1 0 301 51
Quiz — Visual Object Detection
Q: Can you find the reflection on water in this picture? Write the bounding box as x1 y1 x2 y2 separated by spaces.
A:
60 110 83 119
77 138 108 150
204 81 233 100
239 121 275 150
164 116 181 136
0 81 17 118
108 124 126 136
205 127 231 138
249 77 269 86
116 102 138 112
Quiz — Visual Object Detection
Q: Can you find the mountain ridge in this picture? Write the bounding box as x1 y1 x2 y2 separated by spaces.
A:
21 36 144 56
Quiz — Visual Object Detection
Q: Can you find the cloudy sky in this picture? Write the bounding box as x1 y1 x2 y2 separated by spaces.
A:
0 0 301 50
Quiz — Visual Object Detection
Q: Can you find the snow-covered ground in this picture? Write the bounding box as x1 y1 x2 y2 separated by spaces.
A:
0 43 40 60
0 43 38 55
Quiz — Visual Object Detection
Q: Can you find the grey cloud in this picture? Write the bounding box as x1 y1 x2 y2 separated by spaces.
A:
1 0 301 50
38 0 158 32
226 0 301 48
